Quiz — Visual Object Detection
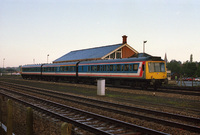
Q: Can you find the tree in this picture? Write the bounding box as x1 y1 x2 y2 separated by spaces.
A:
195 63 200 77
182 62 197 77
167 60 182 74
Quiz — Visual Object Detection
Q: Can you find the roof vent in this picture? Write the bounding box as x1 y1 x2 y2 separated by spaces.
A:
122 35 127 44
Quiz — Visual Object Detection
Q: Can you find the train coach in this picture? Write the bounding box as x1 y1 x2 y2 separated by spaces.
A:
21 56 168 89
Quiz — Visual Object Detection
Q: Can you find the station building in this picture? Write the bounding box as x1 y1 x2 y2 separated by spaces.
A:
53 35 139 63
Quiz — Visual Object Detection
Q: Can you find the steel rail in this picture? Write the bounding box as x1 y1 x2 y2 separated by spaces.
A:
1 82 200 133
0 88 168 135
1 81 198 123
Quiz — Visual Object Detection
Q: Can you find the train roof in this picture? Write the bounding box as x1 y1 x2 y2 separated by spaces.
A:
22 64 43 68
22 62 78 68
79 56 164 65
42 62 77 67
22 56 163 68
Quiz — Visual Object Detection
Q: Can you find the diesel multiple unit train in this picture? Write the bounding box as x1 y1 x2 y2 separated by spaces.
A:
21 56 168 89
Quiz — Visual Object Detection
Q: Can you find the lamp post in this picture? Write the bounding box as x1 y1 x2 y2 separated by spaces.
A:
47 54 49 63
3 58 5 73
3 58 5 68
143 41 147 54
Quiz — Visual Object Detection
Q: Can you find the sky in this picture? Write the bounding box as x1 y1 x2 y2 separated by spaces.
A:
0 0 200 67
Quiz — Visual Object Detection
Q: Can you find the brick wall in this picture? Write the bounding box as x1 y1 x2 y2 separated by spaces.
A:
122 46 135 58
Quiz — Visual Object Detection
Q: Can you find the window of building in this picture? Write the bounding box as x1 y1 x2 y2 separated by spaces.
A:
110 53 115 59
104 48 122 59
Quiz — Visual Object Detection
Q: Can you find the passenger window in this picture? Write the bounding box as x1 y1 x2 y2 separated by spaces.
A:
124 64 129 71
110 65 113 71
121 65 124 71
97 65 100 71
113 65 116 71
117 65 120 71
133 64 138 71
130 65 133 71
107 65 110 71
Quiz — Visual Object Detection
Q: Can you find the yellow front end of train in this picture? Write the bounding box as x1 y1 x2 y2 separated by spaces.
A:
145 61 168 87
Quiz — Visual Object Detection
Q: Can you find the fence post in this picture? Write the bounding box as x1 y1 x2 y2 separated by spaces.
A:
61 122 72 135
0 98 2 135
7 99 13 135
26 107 33 135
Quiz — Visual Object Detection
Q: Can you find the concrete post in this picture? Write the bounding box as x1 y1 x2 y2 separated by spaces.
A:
61 122 72 135
26 107 33 135
97 79 105 96
0 98 2 135
7 99 13 135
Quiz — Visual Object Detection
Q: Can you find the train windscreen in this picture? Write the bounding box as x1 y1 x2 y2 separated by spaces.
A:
148 62 165 72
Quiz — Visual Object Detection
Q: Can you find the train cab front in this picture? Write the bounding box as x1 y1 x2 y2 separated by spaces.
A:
145 61 167 89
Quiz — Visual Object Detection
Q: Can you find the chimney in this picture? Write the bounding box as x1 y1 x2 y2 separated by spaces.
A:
122 35 127 44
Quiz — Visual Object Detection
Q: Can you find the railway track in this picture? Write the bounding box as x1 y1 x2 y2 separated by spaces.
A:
1 76 200 96
0 84 169 135
0 81 200 134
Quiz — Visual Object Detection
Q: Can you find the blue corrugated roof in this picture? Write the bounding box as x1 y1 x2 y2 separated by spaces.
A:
53 44 122 62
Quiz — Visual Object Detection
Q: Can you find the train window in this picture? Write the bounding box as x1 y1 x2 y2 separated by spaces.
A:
160 63 165 72
63 67 66 72
124 64 129 71
88 66 90 72
116 65 120 71
94 66 97 71
66 66 69 71
130 65 133 71
104 65 106 71
155 63 160 72
133 64 138 71
92 66 97 71
149 62 165 72
121 65 124 71
61 67 63 71
97 65 100 71
113 65 116 71
110 65 113 71
100 66 102 71
106 65 110 71
149 63 154 72
91 66 94 71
